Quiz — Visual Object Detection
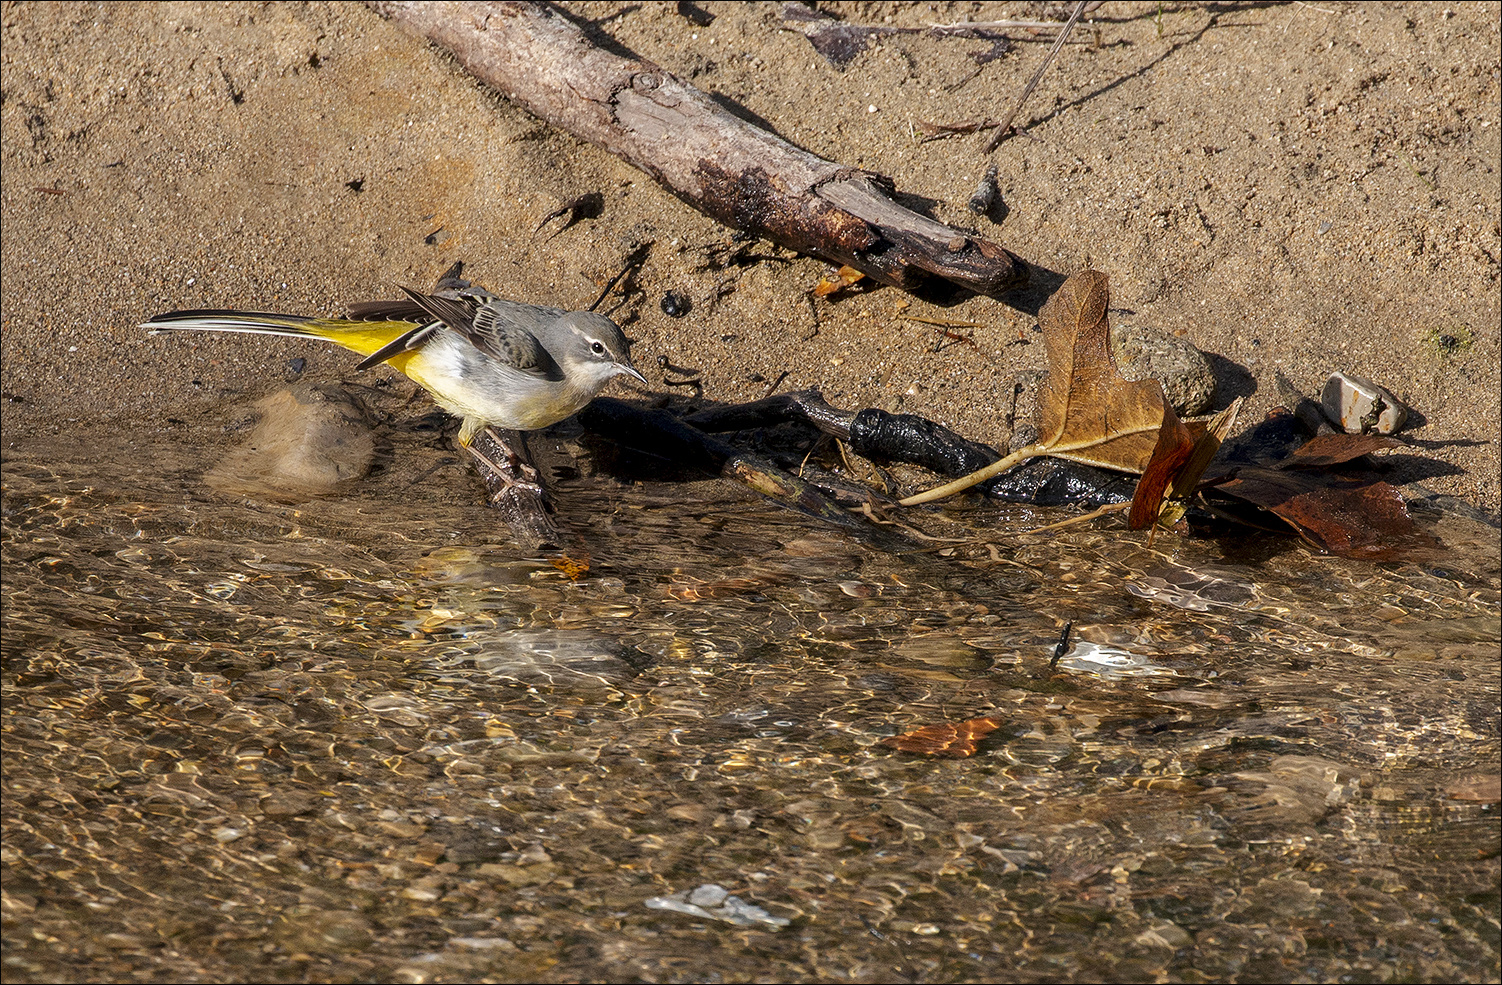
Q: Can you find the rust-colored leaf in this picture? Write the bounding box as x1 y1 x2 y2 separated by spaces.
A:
1273 480 1428 560
1272 432 1402 470
551 553 591 580
1128 406 1194 530
881 717 1002 758
1131 397 1244 530
1036 271 1170 473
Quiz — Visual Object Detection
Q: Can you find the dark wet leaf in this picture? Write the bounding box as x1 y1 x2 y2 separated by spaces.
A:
1272 432 1402 470
881 717 1002 758
1216 467 1434 560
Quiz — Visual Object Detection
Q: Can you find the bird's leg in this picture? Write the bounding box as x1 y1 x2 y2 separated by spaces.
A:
462 427 562 547
465 428 544 504
488 427 542 487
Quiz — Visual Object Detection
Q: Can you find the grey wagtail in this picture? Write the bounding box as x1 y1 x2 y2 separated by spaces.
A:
144 265 647 475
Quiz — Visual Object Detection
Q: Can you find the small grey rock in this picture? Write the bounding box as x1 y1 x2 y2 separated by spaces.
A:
1320 371 1410 434
205 383 375 499
1110 324 1217 417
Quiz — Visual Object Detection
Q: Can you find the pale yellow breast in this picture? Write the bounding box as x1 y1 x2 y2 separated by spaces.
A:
397 339 593 432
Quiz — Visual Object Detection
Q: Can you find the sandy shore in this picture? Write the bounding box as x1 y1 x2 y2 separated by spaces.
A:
3 1 1498 513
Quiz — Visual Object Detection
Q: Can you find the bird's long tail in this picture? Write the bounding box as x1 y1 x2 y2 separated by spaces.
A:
143 309 422 363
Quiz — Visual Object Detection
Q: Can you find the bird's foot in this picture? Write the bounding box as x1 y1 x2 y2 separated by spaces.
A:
466 429 544 503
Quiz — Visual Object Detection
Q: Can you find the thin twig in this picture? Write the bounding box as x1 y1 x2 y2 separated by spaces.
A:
926 19 1079 32
899 315 983 329
898 443 1043 506
984 0 1089 153
760 369 790 400
1027 501 1131 533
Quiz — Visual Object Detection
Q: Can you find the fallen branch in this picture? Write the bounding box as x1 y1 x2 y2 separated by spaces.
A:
683 390 855 438
577 397 908 549
680 389 1135 508
366 0 1027 296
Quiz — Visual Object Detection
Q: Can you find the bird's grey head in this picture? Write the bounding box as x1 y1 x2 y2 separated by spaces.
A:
554 311 647 390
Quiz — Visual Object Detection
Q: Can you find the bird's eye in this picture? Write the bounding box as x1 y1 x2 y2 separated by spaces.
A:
591 341 606 355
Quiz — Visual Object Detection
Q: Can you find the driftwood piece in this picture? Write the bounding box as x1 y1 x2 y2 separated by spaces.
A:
474 384 1129 545
366 0 1028 296
577 398 908 548
656 389 1135 508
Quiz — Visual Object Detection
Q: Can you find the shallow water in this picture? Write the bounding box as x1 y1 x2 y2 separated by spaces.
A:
3 432 1498 984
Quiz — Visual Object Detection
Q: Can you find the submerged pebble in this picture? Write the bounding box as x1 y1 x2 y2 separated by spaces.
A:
645 883 790 929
